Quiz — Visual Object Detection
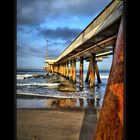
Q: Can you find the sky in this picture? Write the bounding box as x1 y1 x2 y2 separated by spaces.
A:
17 0 112 70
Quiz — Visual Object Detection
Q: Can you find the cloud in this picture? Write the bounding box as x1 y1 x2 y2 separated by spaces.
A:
17 0 112 69
47 40 72 56
17 42 45 58
17 0 50 25
37 27 82 40
17 0 112 26
17 41 62 59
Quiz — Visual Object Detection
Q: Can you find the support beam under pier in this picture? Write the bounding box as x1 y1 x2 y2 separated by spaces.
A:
70 60 73 80
65 62 67 77
66 61 69 78
89 53 95 88
79 57 83 89
85 62 90 83
60 64 62 75
72 59 76 83
51 65 54 74
63 63 65 76
95 62 101 83
93 16 124 140
59 64 61 74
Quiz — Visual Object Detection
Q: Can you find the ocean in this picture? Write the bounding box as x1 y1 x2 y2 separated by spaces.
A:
17 69 109 109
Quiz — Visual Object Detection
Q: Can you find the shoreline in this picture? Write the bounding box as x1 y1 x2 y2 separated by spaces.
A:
16 94 100 109
17 107 97 111
16 92 95 99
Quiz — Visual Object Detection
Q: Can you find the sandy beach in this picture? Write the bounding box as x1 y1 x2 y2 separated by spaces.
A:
17 108 98 140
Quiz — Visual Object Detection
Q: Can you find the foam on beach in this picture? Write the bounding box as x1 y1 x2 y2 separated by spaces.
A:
17 73 109 80
17 82 61 87
17 92 94 99
100 75 109 79
83 74 109 79
17 74 33 79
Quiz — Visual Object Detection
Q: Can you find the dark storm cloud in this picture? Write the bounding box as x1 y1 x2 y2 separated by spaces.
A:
17 0 111 25
17 0 49 25
38 27 82 40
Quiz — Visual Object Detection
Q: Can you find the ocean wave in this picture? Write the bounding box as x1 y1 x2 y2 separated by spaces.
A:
17 82 61 87
17 74 33 79
17 73 109 80
83 74 109 79
17 93 94 99
100 75 109 79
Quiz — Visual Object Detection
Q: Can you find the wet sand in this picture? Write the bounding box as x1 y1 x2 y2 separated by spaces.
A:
17 108 98 140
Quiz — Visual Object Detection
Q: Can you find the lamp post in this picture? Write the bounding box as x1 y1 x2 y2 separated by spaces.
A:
46 39 49 76
46 39 48 59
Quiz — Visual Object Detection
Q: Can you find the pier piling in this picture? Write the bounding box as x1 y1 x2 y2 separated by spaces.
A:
95 62 101 83
70 60 73 80
93 16 124 140
79 57 83 89
85 62 90 83
72 59 76 83
89 53 95 88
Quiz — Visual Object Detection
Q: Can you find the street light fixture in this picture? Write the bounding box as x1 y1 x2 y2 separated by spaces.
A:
46 39 48 59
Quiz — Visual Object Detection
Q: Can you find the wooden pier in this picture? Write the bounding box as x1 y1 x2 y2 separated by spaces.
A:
45 0 123 88
44 0 124 139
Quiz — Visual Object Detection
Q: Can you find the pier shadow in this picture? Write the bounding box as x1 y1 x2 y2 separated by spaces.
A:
79 108 98 140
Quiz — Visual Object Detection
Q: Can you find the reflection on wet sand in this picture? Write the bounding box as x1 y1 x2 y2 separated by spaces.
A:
17 95 102 109
58 80 76 92
58 98 77 108
44 98 97 109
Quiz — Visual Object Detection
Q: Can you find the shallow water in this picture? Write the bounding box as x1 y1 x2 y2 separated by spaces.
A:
17 97 100 109
17 70 109 109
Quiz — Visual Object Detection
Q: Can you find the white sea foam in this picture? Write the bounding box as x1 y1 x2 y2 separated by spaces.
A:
17 74 33 79
83 74 109 79
95 75 109 79
17 75 25 79
17 93 94 99
17 82 61 87
100 75 109 79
